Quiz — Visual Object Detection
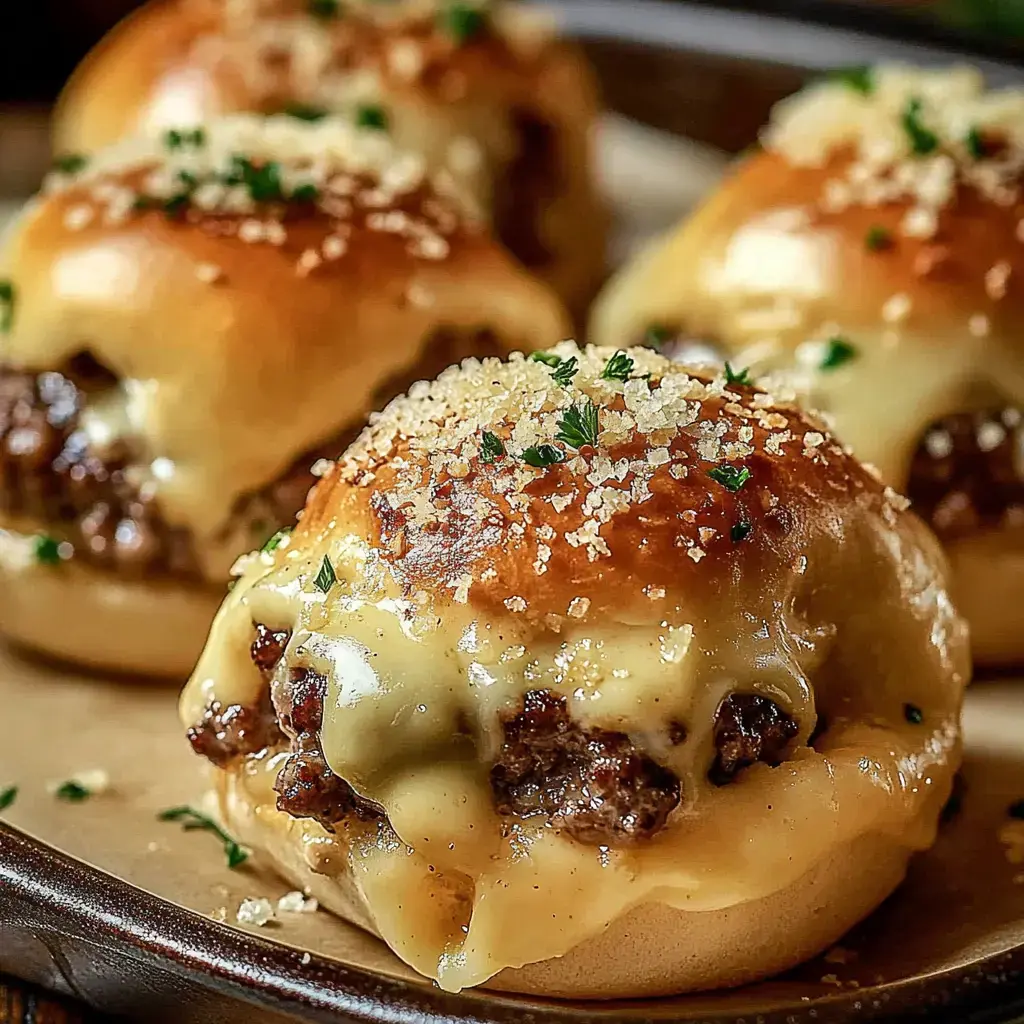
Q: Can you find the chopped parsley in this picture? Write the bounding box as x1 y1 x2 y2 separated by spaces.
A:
724 362 750 386
529 351 562 368
290 183 320 203
551 357 579 388
52 153 88 175
643 325 672 351
965 126 987 160
33 534 63 566
0 787 17 811
523 444 566 468
356 104 389 131
556 400 600 450
158 806 249 869
600 350 634 382
439 2 487 44
901 98 939 156
480 430 505 463
865 225 892 251
819 336 857 371
903 702 924 725
54 780 92 802
224 155 283 202
829 65 874 95
261 527 292 555
528 351 578 387
285 104 329 122
313 554 337 595
164 127 206 150
308 0 341 17
1008 800 1024 821
162 192 192 217
0 279 14 333
708 464 751 493
730 520 753 543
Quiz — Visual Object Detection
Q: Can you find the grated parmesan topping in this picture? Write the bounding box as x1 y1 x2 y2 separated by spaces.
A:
204 0 555 109
43 114 472 270
764 65 1024 239
334 343 896 599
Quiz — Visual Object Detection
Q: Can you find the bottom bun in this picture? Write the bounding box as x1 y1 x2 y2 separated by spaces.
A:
0 532 222 679
216 770 910 1000
946 527 1024 668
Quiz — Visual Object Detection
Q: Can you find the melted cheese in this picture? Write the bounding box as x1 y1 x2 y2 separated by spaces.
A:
184 489 965 991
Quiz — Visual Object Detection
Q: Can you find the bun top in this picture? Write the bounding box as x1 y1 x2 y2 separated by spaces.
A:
2 114 568 576
591 65 1024 485
54 0 577 157
301 343 909 619
185 343 967 989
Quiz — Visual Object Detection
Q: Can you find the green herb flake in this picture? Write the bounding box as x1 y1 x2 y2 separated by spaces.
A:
0 279 15 334
1008 799 1024 821
163 192 192 218
158 806 249 869
308 0 341 18
314 554 337 595
290 183 320 203
33 534 63 566
556 400 600 450
902 97 939 156
724 362 751 386
285 104 329 122
865 225 892 252
0 787 17 811
601 350 634 382
231 156 286 203
261 527 293 555
730 520 753 543
643 325 672 351
551 356 579 388
355 104 389 131
52 153 88 175
829 65 874 95
54 780 91 803
819 336 858 371
439 2 486 44
965 126 986 160
903 702 924 725
529 351 562 368
708 464 751 493
480 430 505 464
523 444 566 469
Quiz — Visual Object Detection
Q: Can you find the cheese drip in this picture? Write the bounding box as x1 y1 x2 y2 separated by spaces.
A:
184 500 964 991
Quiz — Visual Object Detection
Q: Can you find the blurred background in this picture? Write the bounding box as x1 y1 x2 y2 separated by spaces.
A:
1 1 1022 106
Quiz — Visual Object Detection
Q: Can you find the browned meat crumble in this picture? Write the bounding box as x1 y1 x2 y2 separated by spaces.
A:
710 693 799 786
490 689 682 844
908 408 1024 537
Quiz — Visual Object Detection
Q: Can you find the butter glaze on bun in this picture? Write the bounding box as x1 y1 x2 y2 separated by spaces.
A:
53 0 607 317
0 114 568 676
181 343 969 997
592 65 1024 664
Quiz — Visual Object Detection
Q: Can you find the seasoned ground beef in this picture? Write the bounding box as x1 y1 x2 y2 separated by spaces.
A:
0 358 199 578
186 694 283 768
490 689 681 844
908 408 1024 537
250 623 292 676
271 665 384 831
3 329 508 581
495 110 559 272
710 693 799 786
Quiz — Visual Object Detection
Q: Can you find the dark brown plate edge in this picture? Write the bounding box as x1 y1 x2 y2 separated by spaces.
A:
4 822 1024 1024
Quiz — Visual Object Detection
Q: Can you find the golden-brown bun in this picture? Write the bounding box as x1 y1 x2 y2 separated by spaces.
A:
53 0 607 319
182 343 969 997
0 114 569 676
592 65 1024 665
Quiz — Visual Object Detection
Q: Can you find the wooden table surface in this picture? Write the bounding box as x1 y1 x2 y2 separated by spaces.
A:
0 978 92 1024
